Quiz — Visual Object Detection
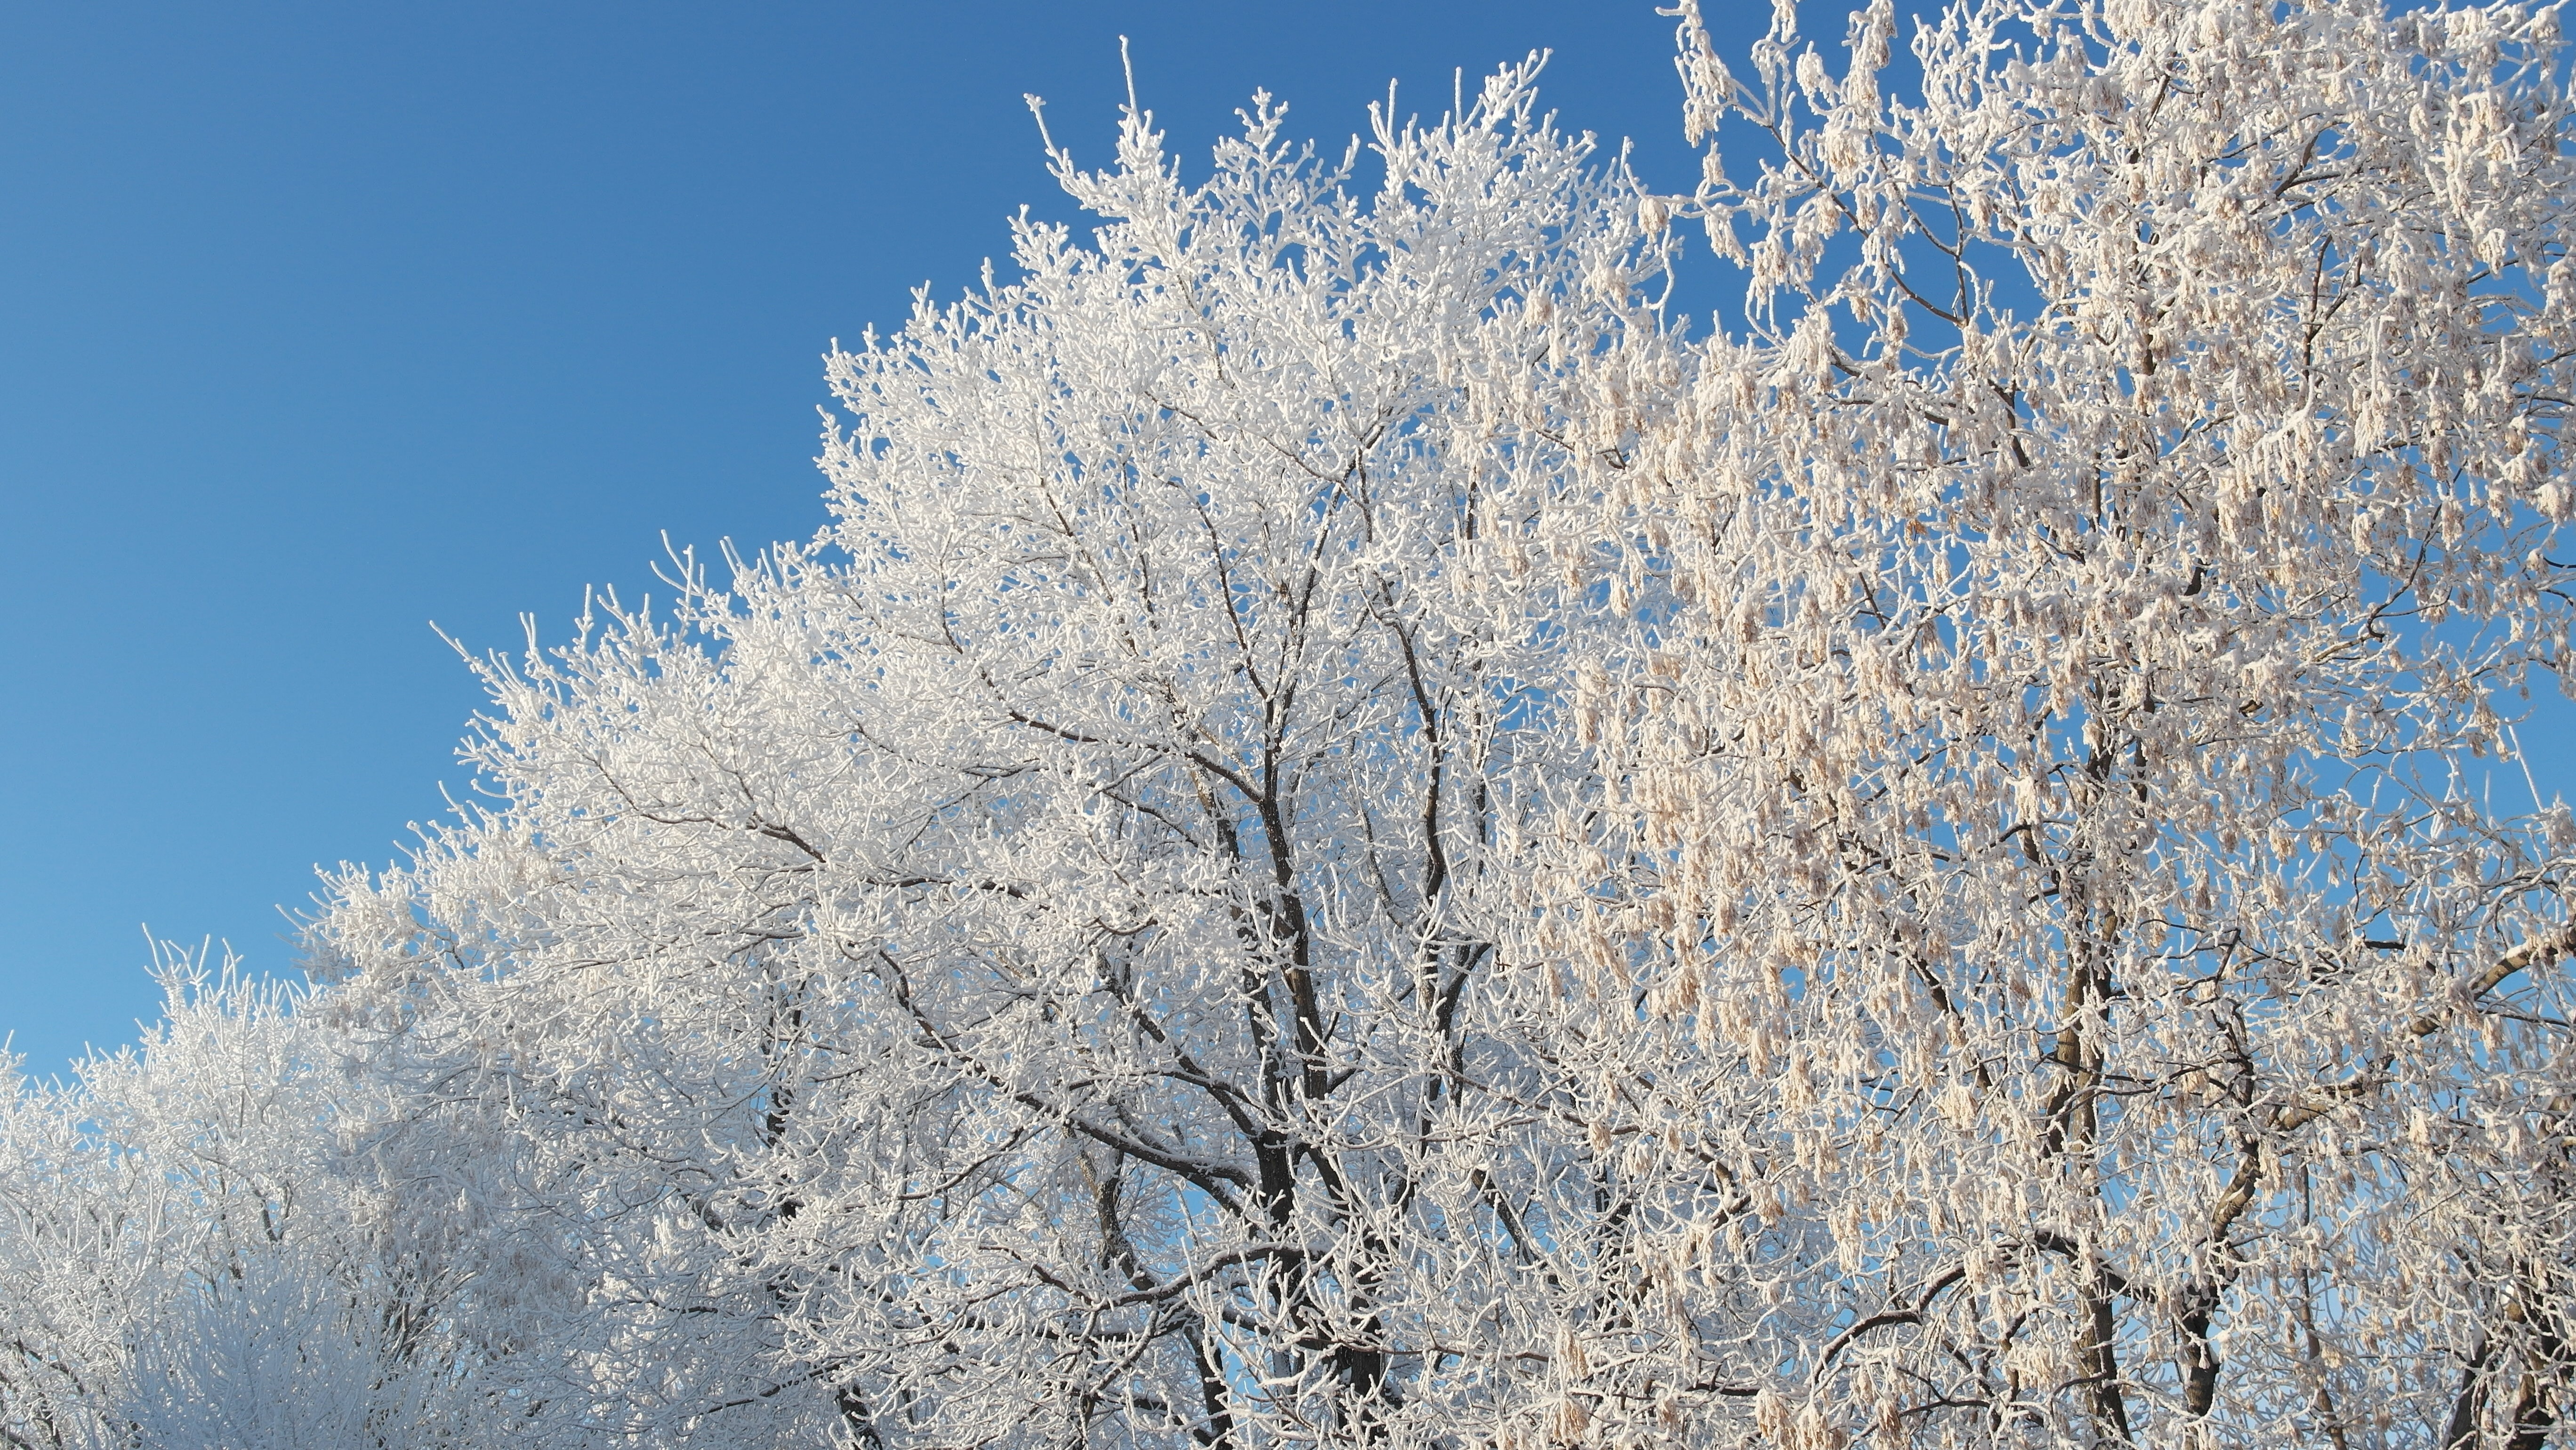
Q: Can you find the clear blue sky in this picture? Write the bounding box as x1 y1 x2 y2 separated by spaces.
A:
1 1 2568 1074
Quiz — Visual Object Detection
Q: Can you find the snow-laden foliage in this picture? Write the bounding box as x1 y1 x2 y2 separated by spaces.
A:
8 1 2576 1445
0 951 510 1447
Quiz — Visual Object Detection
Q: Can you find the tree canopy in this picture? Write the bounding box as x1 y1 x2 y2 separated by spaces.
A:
8 1 2576 1446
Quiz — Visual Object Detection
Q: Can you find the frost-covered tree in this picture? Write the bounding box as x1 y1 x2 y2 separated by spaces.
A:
305 61 1686 1446
0 949 509 1448
1610 1 2576 1443
13 0 2576 1446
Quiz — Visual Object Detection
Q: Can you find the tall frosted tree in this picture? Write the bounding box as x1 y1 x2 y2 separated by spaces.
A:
9 0 2576 1446
1622 0 2576 1444
307 61 1686 1445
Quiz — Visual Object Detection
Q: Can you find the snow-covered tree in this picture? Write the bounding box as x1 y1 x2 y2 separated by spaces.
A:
0 949 508 1448
1618 0 2576 1442
12 0 2576 1445
304 60 1684 1445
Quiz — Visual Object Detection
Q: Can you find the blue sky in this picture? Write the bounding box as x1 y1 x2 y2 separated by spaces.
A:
2 1 2569 1074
